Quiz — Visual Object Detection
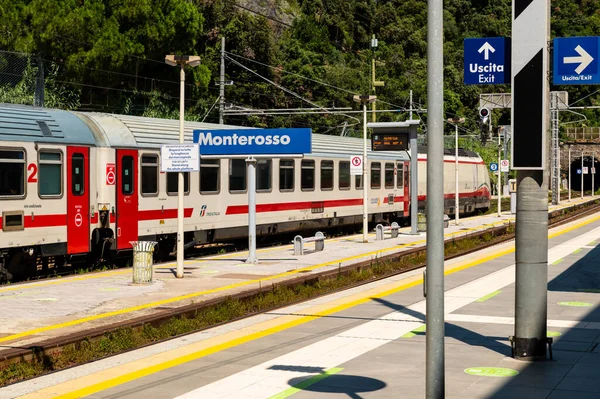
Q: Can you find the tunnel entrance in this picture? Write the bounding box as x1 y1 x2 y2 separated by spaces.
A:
569 156 600 192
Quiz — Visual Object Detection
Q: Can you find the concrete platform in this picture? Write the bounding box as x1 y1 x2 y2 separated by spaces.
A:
0 198 592 350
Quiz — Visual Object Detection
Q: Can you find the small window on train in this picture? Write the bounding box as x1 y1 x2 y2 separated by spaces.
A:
141 154 158 196
385 163 395 189
339 161 350 190
72 153 85 196
397 163 404 189
301 160 315 191
167 172 190 195
355 175 363 190
321 160 334 191
229 159 246 192
0 149 25 197
371 162 381 189
257 159 272 192
200 159 220 194
121 156 134 195
39 151 62 197
279 159 294 192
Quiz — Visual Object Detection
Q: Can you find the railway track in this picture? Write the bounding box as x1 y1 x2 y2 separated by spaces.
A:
1 199 599 385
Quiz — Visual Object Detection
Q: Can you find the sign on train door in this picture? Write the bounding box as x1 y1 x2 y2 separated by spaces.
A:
116 150 139 249
67 146 90 254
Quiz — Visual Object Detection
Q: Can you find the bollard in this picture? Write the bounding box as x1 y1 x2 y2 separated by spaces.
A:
130 241 157 284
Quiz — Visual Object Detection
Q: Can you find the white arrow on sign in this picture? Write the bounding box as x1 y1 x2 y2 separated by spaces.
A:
478 42 496 60
564 45 594 74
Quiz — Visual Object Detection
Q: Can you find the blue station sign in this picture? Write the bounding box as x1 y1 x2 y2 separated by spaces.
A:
193 128 312 156
553 37 600 85
464 37 510 85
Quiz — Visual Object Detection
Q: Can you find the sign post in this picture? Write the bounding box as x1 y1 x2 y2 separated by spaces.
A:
195 128 311 264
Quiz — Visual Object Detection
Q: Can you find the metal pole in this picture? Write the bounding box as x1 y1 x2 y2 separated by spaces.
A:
503 127 508 194
593 151 595 197
362 101 369 242
410 127 418 235
512 0 549 361
455 124 459 225
219 37 225 125
581 150 584 199
426 0 444 394
409 90 413 120
246 158 257 263
176 65 185 278
568 146 571 201
497 121 501 217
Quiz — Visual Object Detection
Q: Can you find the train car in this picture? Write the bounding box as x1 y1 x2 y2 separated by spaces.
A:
0 103 490 281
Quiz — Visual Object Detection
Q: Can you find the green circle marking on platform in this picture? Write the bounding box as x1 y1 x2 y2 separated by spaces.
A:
547 331 562 337
464 367 519 377
558 301 593 307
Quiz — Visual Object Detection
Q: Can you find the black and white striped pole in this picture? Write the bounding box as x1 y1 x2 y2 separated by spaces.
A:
511 0 550 360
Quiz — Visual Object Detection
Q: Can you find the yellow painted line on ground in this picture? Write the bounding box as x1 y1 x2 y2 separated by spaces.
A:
19 213 599 399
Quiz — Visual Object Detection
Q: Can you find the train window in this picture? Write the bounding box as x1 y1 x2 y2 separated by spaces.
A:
397 163 404 189
167 172 190 195
121 156 135 195
257 159 272 192
141 154 158 196
200 159 220 194
385 163 395 189
279 159 294 192
339 161 350 190
72 153 85 196
229 159 246 193
355 175 363 190
0 149 25 197
39 151 62 198
321 160 334 191
301 160 315 191
371 162 381 189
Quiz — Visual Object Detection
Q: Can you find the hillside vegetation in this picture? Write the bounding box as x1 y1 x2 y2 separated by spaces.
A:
1 0 600 140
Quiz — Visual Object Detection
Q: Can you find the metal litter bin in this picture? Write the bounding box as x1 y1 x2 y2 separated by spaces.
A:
130 241 157 284
417 213 427 232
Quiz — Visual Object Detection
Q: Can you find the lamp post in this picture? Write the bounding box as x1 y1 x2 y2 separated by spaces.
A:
165 55 201 279
353 95 376 243
447 118 465 225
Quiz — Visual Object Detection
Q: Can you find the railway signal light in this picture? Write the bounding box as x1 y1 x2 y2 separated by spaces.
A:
479 107 490 124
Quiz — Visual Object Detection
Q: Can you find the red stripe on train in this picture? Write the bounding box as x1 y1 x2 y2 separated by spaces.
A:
225 199 363 215
138 208 194 220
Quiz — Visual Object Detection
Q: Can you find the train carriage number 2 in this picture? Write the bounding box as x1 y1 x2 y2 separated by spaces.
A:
27 163 38 183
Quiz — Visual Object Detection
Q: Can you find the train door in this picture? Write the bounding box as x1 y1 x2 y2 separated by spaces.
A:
403 161 410 217
67 146 90 254
116 149 139 249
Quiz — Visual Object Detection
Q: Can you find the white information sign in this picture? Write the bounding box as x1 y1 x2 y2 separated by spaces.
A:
583 166 589 174
160 144 199 172
350 155 363 175
500 159 510 173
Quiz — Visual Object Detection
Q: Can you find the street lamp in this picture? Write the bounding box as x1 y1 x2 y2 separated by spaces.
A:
447 117 465 225
165 54 201 279
353 94 376 243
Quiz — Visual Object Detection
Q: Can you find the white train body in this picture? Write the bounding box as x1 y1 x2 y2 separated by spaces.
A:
0 104 490 280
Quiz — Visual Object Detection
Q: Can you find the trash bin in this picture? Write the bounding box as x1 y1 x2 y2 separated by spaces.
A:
130 241 157 284
443 214 450 228
417 213 427 232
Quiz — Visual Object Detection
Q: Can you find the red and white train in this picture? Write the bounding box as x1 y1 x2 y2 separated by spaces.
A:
0 103 490 281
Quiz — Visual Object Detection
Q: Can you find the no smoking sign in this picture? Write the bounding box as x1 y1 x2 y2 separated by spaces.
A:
350 156 363 175
106 163 116 185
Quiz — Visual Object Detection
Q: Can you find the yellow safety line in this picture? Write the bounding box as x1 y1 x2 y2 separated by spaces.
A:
18 212 600 399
